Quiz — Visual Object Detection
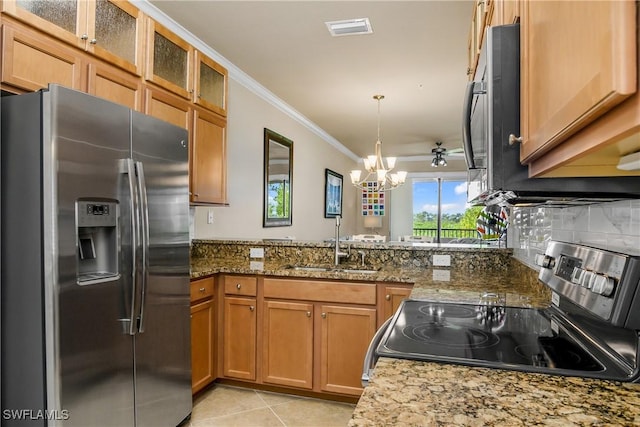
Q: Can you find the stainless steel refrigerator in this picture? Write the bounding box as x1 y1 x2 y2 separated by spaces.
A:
1 85 192 426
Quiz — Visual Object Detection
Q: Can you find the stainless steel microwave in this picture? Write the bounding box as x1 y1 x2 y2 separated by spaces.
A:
462 24 640 206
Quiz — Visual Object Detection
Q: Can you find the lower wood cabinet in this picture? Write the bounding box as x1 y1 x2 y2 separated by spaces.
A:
223 296 257 380
191 299 214 393
319 305 377 395
190 276 215 394
378 283 414 325
262 300 314 389
217 275 413 398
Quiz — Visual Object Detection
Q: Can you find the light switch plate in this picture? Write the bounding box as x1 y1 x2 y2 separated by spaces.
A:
250 248 264 258
432 254 451 267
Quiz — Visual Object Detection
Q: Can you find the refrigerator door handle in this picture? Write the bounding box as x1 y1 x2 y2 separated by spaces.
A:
122 158 140 336
135 161 149 333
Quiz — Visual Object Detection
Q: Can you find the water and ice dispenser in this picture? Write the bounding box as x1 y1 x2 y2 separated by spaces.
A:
76 200 120 285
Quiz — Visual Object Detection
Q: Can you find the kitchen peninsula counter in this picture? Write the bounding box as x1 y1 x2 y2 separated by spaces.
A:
190 238 549 307
349 358 640 426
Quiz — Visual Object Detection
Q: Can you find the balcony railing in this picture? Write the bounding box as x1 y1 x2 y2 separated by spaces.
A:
412 228 478 239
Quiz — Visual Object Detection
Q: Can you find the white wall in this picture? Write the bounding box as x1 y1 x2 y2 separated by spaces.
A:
389 180 413 240
193 80 358 240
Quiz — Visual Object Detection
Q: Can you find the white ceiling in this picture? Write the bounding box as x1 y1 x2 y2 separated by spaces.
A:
147 0 474 171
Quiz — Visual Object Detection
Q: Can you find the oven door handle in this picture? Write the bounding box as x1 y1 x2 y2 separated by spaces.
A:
362 317 393 387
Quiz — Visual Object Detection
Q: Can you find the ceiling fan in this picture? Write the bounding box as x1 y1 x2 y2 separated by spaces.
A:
430 141 464 167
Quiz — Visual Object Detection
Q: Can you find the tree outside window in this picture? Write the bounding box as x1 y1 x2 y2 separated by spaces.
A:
412 179 482 241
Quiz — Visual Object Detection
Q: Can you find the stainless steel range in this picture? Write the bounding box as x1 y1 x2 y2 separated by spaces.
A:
363 241 640 385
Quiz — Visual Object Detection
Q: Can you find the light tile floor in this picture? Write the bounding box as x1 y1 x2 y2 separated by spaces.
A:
186 384 356 427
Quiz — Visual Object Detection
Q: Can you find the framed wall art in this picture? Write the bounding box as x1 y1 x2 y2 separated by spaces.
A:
324 169 343 218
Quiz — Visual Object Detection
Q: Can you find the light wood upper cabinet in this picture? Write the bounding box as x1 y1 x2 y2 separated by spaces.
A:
519 0 637 164
191 109 228 204
86 0 144 75
145 18 193 99
86 60 142 111
143 86 191 130
490 0 520 26
194 51 228 117
2 0 144 75
467 0 494 79
1 20 84 92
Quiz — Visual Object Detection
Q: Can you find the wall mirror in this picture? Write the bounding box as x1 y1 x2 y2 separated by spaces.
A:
263 128 293 227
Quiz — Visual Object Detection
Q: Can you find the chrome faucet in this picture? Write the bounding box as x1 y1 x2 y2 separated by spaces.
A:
334 216 348 265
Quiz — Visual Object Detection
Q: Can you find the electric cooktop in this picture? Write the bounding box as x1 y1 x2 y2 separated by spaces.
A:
373 241 640 382
376 300 614 375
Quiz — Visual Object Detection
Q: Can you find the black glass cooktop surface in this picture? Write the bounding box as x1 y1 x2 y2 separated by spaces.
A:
376 300 609 375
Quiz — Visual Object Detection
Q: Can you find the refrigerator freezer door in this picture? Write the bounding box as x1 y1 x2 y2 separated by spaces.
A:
51 85 137 426
131 111 191 427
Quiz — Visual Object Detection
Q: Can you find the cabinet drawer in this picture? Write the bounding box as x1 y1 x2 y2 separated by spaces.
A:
190 277 214 302
224 275 257 296
263 278 376 305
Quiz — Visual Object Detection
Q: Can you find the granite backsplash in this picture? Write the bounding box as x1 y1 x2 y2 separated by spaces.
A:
192 239 520 272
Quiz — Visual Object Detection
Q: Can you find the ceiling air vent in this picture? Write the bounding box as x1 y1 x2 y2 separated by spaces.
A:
325 18 373 37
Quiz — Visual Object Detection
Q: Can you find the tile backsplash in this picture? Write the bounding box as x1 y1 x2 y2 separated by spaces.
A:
510 199 640 268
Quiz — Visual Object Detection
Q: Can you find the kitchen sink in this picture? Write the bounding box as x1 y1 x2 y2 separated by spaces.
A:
288 266 380 274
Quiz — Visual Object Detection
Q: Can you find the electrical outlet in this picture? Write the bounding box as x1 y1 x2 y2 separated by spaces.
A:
432 254 451 267
432 269 451 281
250 248 264 258
250 261 264 271
206 210 214 224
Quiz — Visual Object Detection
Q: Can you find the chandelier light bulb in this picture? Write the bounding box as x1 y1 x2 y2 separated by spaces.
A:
386 157 396 169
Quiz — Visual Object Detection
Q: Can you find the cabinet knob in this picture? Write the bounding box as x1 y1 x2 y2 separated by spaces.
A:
306 311 311 318
199 287 206 293
90 38 97 45
385 295 391 301
321 313 326 319
236 283 241 290
249 305 255 312
508 134 523 146
81 34 88 41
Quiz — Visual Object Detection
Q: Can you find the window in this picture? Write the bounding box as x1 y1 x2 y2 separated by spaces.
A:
412 178 482 242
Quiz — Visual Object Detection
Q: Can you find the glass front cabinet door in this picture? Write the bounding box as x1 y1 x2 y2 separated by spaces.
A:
194 51 228 117
145 18 193 99
3 0 144 75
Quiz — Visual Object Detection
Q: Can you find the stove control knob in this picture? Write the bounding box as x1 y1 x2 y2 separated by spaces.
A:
580 271 595 289
571 267 585 284
535 254 556 269
591 275 615 297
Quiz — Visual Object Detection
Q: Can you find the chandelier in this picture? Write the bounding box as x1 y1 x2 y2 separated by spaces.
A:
350 95 407 191
430 141 447 167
